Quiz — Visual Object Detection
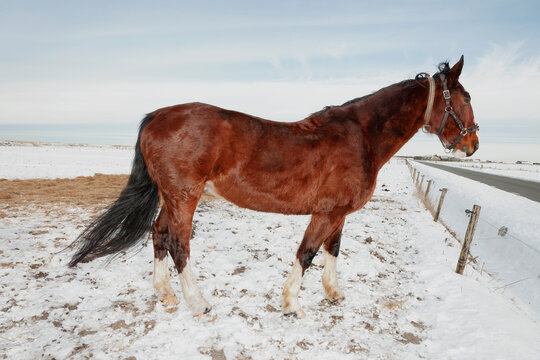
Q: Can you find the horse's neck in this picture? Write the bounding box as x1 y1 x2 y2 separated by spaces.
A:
354 83 427 167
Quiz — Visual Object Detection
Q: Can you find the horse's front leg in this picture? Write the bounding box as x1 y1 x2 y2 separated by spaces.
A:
283 213 345 318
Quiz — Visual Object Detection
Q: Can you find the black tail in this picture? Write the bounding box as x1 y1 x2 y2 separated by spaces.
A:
69 114 160 267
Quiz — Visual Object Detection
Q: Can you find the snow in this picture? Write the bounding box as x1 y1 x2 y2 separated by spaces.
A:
425 160 540 183
0 141 134 179
1 144 539 359
411 160 540 322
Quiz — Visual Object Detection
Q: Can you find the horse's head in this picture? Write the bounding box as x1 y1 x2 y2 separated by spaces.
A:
424 56 479 158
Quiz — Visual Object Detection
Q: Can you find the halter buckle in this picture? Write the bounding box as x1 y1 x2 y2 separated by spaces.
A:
445 106 453 112
460 129 468 136
422 124 431 133
443 89 451 100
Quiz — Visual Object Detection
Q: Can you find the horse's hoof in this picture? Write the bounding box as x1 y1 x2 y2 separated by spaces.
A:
193 305 212 316
283 309 306 319
160 294 180 306
165 306 179 313
195 309 217 322
328 296 345 305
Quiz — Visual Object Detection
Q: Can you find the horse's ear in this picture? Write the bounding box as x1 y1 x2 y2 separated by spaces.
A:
447 55 464 87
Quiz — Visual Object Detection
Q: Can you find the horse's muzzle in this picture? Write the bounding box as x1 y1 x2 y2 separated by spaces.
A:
462 141 479 157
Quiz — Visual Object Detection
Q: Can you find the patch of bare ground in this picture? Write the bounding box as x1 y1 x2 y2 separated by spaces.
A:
0 174 217 214
398 332 422 345
199 347 227 360
0 174 128 210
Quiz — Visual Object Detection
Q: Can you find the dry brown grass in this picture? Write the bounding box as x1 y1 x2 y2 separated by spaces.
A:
0 174 217 217
0 174 128 212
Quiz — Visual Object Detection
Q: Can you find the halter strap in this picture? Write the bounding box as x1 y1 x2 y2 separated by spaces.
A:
422 74 435 133
437 74 479 150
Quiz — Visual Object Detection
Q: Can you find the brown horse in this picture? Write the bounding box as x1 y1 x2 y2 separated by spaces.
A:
69 57 478 318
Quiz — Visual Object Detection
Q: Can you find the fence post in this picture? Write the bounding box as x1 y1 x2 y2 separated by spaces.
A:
425 180 432 200
434 188 448 222
420 175 425 190
456 205 481 275
413 168 416 180
416 172 420 186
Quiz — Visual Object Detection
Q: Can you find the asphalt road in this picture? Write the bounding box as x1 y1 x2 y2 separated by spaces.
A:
418 161 540 202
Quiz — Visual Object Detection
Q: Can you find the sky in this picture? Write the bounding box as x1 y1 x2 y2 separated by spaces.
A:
1 1 539 162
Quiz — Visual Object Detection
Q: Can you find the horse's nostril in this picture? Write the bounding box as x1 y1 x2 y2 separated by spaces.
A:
462 145 469 153
474 141 479 151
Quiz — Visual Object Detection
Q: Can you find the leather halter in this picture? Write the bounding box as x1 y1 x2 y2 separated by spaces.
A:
422 74 479 151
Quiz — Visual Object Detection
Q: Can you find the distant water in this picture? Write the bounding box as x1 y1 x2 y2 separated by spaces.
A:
0 124 138 145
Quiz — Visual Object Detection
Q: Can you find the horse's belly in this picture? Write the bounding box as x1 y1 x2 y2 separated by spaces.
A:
204 177 373 216
205 179 316 215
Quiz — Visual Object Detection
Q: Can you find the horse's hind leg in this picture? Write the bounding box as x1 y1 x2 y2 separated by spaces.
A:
283 213 345 318
164 187 211 317
322 220 346 304
152 208 179 305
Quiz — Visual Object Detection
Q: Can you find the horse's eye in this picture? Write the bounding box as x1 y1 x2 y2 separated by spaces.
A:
464 98 470 104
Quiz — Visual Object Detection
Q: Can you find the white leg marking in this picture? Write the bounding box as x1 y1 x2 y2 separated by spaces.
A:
322 250 344 303
282 259 306 318
180 259 211 316
153 257 179 305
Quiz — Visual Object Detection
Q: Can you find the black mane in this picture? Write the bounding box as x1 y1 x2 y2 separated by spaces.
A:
433 61 450 81
311 78 415 116
312 61 451 117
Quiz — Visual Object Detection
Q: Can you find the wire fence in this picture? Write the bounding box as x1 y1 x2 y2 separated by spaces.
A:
406 160 540 256
405 159 540 302
476 216 540 255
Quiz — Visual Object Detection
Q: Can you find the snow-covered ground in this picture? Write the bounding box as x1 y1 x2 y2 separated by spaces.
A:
425 160 540 183
1 144 539 359
0 141 134 180
411 160 540 322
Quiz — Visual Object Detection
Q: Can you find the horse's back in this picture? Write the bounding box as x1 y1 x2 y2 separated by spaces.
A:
139 102 266 189
139 102 375 215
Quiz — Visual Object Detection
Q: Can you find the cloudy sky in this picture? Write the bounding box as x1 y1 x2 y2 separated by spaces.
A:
1 1 539 161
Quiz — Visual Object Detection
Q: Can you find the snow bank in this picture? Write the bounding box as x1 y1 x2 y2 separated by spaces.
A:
427 160 540 183
412 160 540 322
